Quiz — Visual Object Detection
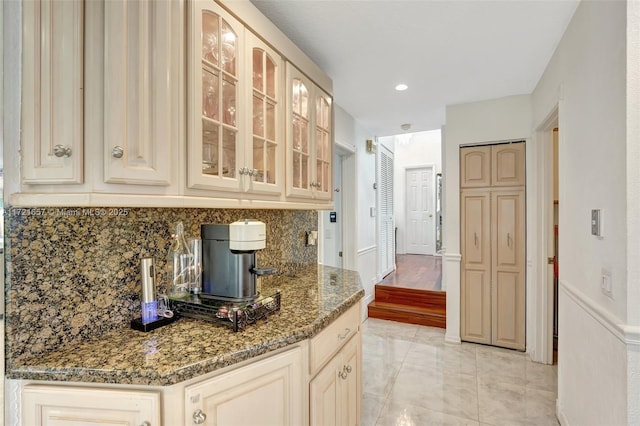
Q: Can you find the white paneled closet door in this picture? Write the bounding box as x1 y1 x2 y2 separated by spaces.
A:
378 144 395 278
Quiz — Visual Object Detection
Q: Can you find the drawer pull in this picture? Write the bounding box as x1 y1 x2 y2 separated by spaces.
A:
338 328 351 340
345 364 352 373
339 369 348 380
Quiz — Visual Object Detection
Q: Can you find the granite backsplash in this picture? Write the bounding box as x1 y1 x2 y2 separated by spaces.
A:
4 207 317 366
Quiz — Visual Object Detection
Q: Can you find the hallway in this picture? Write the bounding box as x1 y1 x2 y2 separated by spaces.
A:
361 319 558 425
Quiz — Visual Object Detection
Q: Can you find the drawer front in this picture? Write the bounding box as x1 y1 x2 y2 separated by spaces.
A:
309 303 360 374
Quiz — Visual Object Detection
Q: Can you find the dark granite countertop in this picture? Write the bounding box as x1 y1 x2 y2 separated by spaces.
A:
7 265 363 386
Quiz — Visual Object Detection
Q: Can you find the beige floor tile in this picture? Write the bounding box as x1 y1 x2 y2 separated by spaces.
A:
376 399 480 426
362 318 420 341
525 361 558 394
362 391 386 426
477 379 558 426
391 365 479 421
476 344 527 386
404 340 477 376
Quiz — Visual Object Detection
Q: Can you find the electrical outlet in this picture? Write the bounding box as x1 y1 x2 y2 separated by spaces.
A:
601 268 612 297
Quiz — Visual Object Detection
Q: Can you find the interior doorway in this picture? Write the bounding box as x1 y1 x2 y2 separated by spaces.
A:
405 166 435 255
321 153 343 268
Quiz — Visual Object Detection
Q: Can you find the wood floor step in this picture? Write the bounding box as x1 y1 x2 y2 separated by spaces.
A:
374 284 446 310
367 301 446 329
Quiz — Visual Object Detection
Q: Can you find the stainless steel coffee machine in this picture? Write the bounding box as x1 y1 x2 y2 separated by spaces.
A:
201 220 276 302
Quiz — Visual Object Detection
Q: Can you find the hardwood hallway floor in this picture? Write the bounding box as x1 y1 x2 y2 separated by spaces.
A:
379 254 442 291
368 254 445 328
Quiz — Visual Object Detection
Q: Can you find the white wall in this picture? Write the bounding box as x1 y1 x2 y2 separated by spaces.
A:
334 105 378 316
443 94 532 343
390 130 442 255
531 0 635 423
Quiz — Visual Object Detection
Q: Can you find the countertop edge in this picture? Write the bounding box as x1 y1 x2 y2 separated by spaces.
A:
7 288 365 386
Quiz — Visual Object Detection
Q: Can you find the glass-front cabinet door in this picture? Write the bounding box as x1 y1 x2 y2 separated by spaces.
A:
286 63 332 200
286 64 312 198
188 2 243 192
246 32 282 195
314 90 332 200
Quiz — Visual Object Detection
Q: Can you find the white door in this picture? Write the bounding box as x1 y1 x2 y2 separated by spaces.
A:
322 153 343 268
378 145 395 277
405 166 435 255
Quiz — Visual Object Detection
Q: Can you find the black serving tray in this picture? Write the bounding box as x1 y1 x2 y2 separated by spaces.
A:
169 290 281 332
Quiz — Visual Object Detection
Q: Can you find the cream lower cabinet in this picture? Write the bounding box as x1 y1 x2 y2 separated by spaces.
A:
310 333 360 426
184 347 303 426
308 303 361 426
21 385 160 425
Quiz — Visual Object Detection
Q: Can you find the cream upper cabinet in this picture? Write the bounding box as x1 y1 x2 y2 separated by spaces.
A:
102 0 177 187
245 32 284 195
286 63 333 200
188 1 245 193
21 0 84 185
187 3 284 196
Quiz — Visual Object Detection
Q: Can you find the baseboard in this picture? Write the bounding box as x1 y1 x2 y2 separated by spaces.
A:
556 398 568 425
361 294 374 322
444 332 461 344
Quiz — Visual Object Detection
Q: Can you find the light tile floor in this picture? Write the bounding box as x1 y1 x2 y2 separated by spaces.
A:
361 318 558 426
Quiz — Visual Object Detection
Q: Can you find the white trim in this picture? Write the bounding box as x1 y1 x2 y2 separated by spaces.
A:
357 245 377 256
360 294 374 322
530 96 561 365
444 251 462 343
559 280 639 345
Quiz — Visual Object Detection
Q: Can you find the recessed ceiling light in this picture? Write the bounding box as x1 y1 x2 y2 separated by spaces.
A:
395 84 408 91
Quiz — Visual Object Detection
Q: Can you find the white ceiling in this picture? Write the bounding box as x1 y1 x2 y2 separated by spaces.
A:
250 0 579 137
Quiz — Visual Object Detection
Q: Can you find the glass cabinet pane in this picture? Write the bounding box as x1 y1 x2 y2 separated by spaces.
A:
222 77 236 126
253 95 264 137
202 119 219 175
266 101 275 140
266 142 276 184
202 70 219 120
266 56 275 98
222 128 236 178
253 49 263 92
253 137 264 180
202 12 219 66
220 20 236 75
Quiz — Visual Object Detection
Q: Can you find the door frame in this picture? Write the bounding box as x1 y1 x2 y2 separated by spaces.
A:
403 164 436 255
531 103 561 364
318 141 356 270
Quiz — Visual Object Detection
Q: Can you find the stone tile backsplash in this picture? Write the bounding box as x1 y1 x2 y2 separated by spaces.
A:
5 207 317 365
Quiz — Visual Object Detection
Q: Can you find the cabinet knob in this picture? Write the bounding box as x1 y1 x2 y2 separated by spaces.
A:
53 144 72 158
193 409 207 424
339 370 348 380
251 169 259 177
112 146 124 159
140 422 151 426
345 364 352 374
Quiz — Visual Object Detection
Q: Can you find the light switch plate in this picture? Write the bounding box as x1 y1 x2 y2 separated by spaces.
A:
591 209 601 237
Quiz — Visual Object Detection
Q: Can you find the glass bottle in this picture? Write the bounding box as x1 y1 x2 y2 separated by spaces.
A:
167 221 191 299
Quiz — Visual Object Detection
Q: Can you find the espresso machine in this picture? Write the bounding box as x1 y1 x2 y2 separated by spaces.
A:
201 220 276 302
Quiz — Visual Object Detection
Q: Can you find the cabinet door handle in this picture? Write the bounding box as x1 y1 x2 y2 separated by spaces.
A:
507 233 512 248
112 146 124 159
339 369 348 380
193 409 207 424
338 328 351 340
139 422 151 426
474 232 478 247
345 364 352 374
53 144 72 158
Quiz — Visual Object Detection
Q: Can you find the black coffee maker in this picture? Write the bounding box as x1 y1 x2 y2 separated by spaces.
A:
201 220 276 302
